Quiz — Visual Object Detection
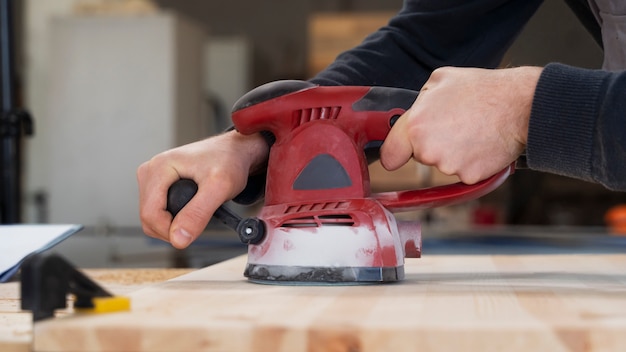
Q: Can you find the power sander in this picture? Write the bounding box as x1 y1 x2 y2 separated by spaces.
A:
167 80 513 285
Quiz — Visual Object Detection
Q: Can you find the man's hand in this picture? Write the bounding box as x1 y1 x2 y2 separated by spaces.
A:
381 66 542 184
137 130 269 249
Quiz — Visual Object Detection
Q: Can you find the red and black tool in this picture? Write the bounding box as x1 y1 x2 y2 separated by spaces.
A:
168 80 513 284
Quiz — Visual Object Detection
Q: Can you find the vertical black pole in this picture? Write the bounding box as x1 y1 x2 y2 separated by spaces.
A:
0 0 16 223
1 0 31 224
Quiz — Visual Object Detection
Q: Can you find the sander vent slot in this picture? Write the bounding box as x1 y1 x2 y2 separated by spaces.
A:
318 214 355 226
284 202 350 214
295 106 341 125
282 222 318 228
280 214 355 228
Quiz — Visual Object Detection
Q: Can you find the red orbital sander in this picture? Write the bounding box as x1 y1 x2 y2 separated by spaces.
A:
167 80 513 285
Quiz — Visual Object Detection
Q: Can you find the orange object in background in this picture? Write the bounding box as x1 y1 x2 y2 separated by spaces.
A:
605 205 626 235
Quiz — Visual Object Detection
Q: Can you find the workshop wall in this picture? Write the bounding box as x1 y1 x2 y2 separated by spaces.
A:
153 0 404 85
22 1 211 228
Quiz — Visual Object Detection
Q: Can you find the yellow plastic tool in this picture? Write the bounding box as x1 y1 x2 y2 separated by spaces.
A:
75 296 131 314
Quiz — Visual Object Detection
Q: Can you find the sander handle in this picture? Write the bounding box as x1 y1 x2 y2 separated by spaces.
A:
374 162 516 212
166 179 265 244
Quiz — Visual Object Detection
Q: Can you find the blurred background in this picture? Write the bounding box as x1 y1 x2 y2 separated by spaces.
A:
3 0 626 269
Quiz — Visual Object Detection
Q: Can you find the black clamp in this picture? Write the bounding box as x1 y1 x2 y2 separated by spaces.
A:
20 252 130 322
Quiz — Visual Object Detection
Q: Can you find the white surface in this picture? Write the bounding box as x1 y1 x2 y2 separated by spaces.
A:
0 224 83 282
204 37 251 130
27 13 209 227
248 213 403 268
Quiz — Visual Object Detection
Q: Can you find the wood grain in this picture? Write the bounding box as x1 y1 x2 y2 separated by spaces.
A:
0 268 192 352
33 254 626 352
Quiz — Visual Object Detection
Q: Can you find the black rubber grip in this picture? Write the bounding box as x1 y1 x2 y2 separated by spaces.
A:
165 178 266 244
166 179 198 217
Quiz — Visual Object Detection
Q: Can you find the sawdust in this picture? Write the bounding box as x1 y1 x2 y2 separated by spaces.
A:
83 269 193 285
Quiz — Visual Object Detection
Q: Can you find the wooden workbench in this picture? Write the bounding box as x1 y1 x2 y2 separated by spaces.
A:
0 268 192 352
7 253 624 351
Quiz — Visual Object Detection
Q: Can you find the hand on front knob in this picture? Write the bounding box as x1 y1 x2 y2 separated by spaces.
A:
136 130 269 249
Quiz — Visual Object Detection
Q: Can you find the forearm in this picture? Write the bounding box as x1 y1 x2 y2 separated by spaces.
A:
527 63 626 190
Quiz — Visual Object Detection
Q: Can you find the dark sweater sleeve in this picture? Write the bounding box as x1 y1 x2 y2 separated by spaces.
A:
310 0 542 89
527 63 626 191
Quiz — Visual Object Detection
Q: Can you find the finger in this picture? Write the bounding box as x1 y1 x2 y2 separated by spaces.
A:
137 164 179 242
169 177 233 249
380 113 414 171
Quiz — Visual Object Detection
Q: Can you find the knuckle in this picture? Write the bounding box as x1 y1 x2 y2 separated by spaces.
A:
148 151 176 168
413 147 438 167
141 223 160 240
457 170 481 185
405 124 422 142
430 67 443 78
438 163 456 177
138 208 155 224
206 169 244 198
136 161 150 180
429 66 449 80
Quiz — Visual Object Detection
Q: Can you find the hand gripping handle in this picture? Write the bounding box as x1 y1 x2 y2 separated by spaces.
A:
166 179 265 244
374 163 515 213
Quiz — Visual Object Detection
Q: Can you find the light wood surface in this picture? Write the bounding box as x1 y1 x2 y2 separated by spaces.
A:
30 254 626 352
0 269 192 352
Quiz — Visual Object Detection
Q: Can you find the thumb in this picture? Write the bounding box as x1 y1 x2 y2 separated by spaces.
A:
169 182 229 249
380 113 413 171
